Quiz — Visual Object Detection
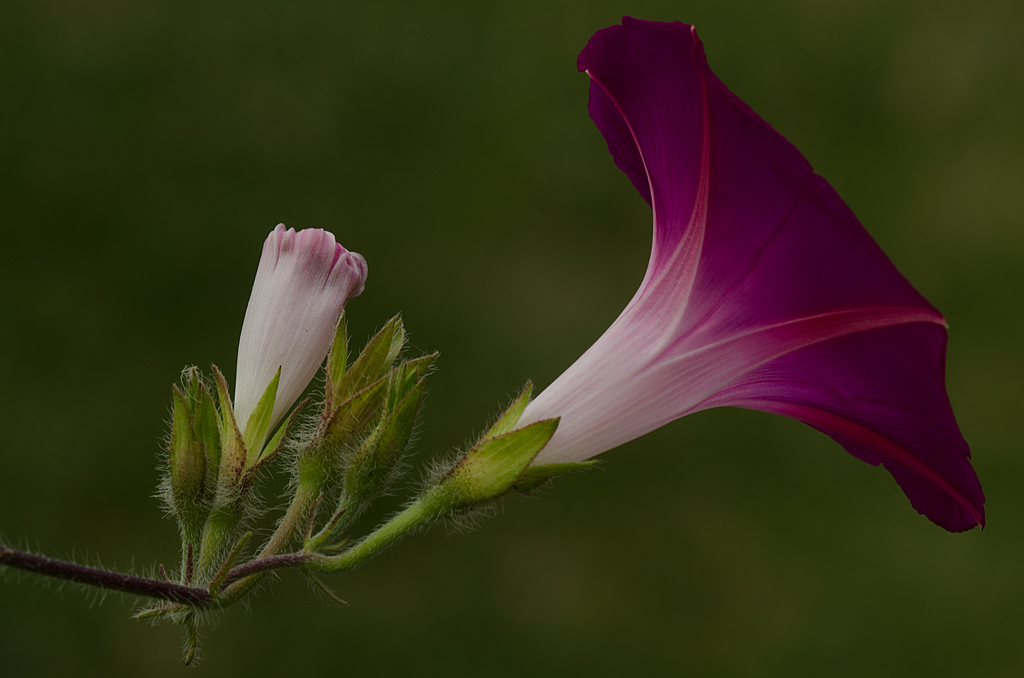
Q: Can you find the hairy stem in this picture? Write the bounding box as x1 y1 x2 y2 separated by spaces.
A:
0 546 211 605
221 552 313 588
211 483 319 605
215 488 446 604
306 491 359 551
315 487 445 573
259 485 318 559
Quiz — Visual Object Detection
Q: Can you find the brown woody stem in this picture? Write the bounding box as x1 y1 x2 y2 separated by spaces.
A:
0 546 212 605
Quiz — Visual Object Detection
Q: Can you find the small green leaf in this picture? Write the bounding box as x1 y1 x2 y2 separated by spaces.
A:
183 612 199 666
211 365 247 485
193 384 222 497
182 366 202 404
513 461 598 494
389 353 437 410
326 375 390 442
333 315 405 405
133 604 179 621
242 367 280 466
483 382 533 440
306 505 349 551
246 397 307 473
345 377 425 504
326 311 348 407
402 353 437 387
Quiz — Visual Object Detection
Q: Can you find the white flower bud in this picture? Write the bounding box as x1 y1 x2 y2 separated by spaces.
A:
234 224 367 443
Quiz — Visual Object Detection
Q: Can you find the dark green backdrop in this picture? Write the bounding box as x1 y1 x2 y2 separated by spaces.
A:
2 0 1022 675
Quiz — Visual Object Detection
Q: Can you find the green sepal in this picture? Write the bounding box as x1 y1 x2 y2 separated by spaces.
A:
332 315 405 407
242 366 280 466
193 383 222 498
400 352 436 390
482 381 533 440
347 377 424 506
182 365 203 404
325 311 348 411
376 377 424 467
513 460 598 494
247 397 308 474
387 353 437 412
296 372 391 508
211 364 247 486
309 374 428 551
169 385 206 513
440 418 559 508
325 375 389 442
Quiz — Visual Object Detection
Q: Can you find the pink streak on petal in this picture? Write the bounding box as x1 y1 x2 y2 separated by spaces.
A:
529 307 943 466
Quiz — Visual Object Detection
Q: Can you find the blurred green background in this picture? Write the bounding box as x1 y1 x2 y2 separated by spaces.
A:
1 0 1022 675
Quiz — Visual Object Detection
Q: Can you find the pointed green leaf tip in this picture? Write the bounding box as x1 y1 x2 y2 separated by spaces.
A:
326 310 348 406
377 377 425 468
193 384 221 497
386 353 436 413
332 315 405 406
326 375 390 440
483 382 533 440
211 364 247 483
243 366 281 464
252 399 305 472
345 375 426 502
440 418 559 508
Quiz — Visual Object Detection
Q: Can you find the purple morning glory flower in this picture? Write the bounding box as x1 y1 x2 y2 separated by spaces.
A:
518 18 984 531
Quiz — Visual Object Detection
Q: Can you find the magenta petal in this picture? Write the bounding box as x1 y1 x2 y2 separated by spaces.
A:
521 18 984 531
701 324 983 531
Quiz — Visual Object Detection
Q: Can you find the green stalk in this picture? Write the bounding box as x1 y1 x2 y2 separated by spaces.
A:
215 487 448 604
313 486 448 574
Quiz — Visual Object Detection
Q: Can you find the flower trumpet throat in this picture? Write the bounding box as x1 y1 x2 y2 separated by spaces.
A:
517 17 983 532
